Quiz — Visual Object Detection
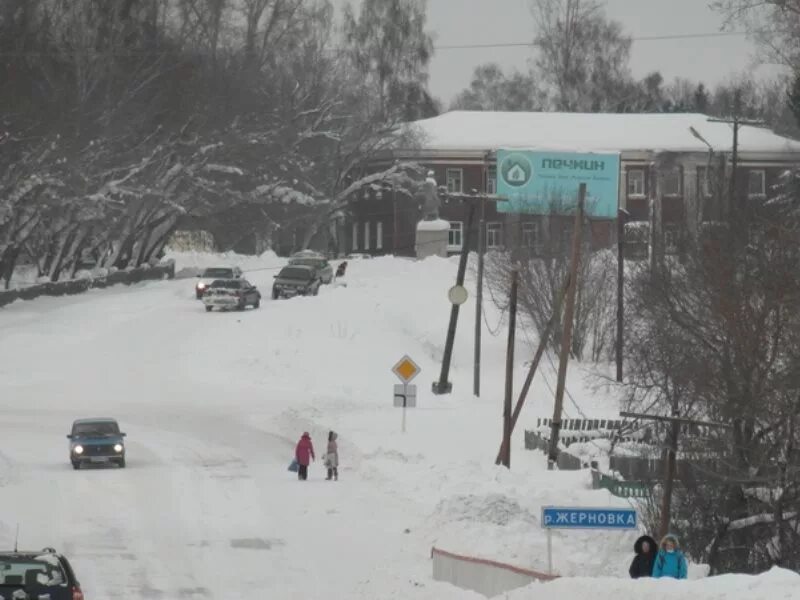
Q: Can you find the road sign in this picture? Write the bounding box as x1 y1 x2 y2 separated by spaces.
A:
393 384 417 408
448 285 468 306
392 355 420 383
541 506 637 530
496 150 620 219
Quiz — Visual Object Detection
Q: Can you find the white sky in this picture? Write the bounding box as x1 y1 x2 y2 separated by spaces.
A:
333 0 784 106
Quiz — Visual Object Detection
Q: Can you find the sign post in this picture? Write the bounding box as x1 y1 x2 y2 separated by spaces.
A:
392 355 421 433
540 506 637 575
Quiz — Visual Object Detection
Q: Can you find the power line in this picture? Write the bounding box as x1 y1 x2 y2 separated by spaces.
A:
435 30 763 51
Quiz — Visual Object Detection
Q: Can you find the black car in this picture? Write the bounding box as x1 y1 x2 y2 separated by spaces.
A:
203 279 261 312
68 418 127 469
0 548 84 599
272 265 321 299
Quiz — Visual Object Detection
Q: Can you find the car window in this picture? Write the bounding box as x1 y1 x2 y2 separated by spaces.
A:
279 267 313 280
209 279 239 289
202 268 233 278
241 280 252 288
72 421 119 436
0 558 67 587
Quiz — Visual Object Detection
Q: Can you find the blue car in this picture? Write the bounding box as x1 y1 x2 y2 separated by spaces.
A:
67 418 127 470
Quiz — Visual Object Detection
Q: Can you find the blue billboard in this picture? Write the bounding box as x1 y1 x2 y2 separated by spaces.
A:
496 150 621 219
541 506 638 530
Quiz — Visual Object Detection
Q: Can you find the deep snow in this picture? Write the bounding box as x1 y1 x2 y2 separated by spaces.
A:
0 251 794 599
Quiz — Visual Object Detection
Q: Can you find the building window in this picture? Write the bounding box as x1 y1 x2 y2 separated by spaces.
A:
662 167 682 197
352 222 358 251
486 222 503 249
376 221 383 250
446 168 463 194
487 167 497 194
697 166 713 198
448 221 463 250
664 226 680 255
522 222 539 250
748 169 766 198
363 221 371 250
627 168 646 197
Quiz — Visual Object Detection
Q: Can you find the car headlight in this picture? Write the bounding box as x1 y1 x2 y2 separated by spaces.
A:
114 444 124 453
73 445 84 455
197 282 206 289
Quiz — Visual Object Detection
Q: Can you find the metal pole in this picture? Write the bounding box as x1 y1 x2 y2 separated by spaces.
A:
547 184 586 470
434 203 476 395
547 529 553 576
402 382 407 433
474 198 485 397
393 183 398 255
659 410 680 539
501 267 518 468
730 90 740 217
616 209 625 382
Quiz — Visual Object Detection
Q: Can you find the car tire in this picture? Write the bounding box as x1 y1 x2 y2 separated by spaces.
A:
205 306 213 312
253 298 261 309
272 289 279 300
237 301 245 311
117 457 126 468
72 461 81 470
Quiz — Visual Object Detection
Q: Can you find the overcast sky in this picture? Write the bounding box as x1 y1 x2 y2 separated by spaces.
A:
334 0 783 106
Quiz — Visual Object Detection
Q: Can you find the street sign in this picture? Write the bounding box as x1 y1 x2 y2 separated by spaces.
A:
541 506 638 530
496 150 621 219
448 285 468 306
392 355 421 383
393 384 417 408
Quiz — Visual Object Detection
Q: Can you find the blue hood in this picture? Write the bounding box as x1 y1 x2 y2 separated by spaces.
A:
72 434 124 445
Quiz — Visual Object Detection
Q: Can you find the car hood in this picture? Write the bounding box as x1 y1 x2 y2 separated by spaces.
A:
72 434 124 444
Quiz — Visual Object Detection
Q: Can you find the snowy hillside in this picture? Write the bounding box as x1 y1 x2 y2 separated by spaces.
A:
0 252 793 599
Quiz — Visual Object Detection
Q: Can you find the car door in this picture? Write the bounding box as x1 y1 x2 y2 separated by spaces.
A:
244 280 257 303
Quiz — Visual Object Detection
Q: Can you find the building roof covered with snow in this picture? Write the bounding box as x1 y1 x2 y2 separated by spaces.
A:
399 111 800 160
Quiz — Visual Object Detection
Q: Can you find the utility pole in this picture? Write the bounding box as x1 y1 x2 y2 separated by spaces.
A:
620 410 732 539
547 184 586 470
474 196 486 397
501 267 519 468
616 208 629 382
433 202 476 395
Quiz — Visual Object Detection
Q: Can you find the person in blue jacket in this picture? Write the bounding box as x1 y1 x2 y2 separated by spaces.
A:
652 533 688 579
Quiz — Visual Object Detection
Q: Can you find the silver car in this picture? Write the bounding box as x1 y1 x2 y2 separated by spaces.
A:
288 253 333 284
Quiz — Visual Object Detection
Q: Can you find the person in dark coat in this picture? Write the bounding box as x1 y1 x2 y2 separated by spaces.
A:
629 534 658 578
295 432 315 481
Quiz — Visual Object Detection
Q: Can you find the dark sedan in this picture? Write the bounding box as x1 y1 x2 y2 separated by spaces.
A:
272 265 321 299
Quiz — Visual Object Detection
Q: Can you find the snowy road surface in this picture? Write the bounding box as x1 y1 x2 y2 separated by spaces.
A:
0 261 477 600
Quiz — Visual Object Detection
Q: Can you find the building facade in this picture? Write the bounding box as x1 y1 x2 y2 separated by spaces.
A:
347 111 800 257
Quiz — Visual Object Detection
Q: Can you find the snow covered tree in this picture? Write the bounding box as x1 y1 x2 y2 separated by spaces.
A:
790 71 800 129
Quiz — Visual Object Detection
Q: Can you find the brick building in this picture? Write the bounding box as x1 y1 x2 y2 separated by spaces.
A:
347 111 800 257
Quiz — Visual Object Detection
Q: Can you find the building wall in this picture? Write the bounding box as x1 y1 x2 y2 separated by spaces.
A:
348 153 795 258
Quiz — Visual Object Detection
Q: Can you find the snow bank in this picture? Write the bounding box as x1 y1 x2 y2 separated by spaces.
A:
503 567 800 600
416 218 450 231
164 248 285 278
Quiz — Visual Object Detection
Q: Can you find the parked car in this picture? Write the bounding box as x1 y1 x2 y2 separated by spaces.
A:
0 548 84 600
288 253 333 284
67 417 126 469
195 266 243 298
203 279 261 312
272 265 321 299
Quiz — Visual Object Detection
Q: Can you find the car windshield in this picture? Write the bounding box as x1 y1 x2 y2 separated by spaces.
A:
279 267 313 280
0 558 66 587
72 421 119 436
290 258 324 268
202 268 234 278
209 280 240 289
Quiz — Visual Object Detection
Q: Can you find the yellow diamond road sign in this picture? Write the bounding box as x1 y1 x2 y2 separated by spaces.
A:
392 355 421 383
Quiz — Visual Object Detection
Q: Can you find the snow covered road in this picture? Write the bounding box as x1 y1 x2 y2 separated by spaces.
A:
0 263 472 600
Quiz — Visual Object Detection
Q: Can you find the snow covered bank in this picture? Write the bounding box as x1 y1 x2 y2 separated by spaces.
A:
164 248 285 278
503 567 800 600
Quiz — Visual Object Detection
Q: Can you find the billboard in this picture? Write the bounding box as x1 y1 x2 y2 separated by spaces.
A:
496 150 621 219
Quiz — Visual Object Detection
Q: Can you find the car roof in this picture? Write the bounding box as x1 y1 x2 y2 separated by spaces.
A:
72 418 118 425
281 264 315 271
204 266 238 269
0 550 62 559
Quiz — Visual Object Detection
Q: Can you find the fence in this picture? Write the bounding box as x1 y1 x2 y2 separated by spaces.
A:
431 546 556 598
591 468 651 499
0 262 175 308
524 431 583 470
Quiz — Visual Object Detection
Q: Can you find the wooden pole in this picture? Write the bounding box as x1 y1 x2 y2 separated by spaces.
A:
474 198 486 397
495 275 569 465
659 412 680 539
501 267 519 468
616 209 625 382
547 184 586 470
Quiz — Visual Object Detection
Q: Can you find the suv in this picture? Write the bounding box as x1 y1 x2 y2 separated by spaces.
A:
272 265 321 299
67 418 127 470
0 548 84 599
195 267 243 298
